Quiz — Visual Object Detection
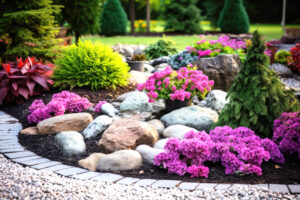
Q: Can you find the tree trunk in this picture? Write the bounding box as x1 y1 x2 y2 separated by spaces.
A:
130 0 135 34
146 0 150 34
75 31 80 45
281 0 287 31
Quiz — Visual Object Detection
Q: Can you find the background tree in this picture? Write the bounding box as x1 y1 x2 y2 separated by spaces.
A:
163 0 203 34
100 0 128 36
281 0 287 31
203 0 224 29
213 30 300 138
55 0 101 43
0 0 61 61
217 0 250 34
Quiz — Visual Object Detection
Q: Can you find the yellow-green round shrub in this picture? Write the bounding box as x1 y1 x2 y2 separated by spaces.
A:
53 41 130 91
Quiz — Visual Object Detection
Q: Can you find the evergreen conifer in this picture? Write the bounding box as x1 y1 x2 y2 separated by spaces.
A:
217 0 250 34
164 0 203 34
100 0 128 36
56 0 101 43
0 0 61 61
213 31 300 137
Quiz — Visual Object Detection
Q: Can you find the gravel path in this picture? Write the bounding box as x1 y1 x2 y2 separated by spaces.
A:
0 154 299 200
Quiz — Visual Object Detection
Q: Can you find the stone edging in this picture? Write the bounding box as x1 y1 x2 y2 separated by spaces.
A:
0 110 299 194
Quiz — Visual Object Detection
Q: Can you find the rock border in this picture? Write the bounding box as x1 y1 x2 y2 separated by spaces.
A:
0 110 299 194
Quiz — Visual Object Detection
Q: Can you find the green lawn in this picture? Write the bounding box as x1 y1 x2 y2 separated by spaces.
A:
79 22 300 51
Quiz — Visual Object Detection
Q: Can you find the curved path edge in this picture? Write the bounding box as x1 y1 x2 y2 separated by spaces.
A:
0 110 299 194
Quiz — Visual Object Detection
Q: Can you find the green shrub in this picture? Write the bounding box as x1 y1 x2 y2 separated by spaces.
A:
212 31 300 138
100 0 127 36
163 0 203 34
217 0 250 34
0 0 61 61
132 54 146 61
274 50 292 65
145 38 177 60
53 41 130 91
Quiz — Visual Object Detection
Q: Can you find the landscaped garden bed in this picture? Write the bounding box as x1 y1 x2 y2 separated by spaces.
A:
1 30 299 186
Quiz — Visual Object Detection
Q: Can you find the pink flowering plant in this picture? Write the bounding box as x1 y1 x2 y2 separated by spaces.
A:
186 35 247 62
137 64 214 102
154 126 285 178
28 91 91 124
273 112 300 159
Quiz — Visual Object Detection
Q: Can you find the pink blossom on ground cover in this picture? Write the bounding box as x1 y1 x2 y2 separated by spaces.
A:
137 65 214 102
28 91 92 124
273 112 300 159
153 126 285 178
94 101 108 113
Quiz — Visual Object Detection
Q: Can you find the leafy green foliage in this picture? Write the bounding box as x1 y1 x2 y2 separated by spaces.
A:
203 0 224 29
54 0 100 43
217 0 250 34
163 0 203 34
145 38 177 60
213 31 300 138
100 0 127 36
132 54 146 61
274 50 292 65
0 0 61 61
53 41 130 91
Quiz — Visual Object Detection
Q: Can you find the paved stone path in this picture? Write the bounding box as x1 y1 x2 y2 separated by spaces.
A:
0 110 299 195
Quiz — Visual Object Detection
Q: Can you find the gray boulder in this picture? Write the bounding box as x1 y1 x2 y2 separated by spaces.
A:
163 125 197 139
147 119 165 135
135 145 164 164
144 64 155 73
153 138 169 150
161 106 218 132
96 150 142 171
82 115 113 139
134 45 146 55
120 91 152 113
123 47 134 58
280 76 300 93
55 131 86 157
152 99 166 114
270 63 293 78
154 63 169 72
101 103 119 117
200 90 229 113
115 91 138 102
150 56 170 66
193 54 241 91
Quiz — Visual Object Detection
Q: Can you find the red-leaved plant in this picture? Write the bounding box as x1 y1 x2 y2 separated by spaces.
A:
0 57 53 105
288 43 300 73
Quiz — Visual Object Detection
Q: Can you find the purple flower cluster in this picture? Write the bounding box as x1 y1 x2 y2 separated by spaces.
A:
154 126 284 178
94 101 108 113
137 65 214 102
28 91 91 124
273 112 300 159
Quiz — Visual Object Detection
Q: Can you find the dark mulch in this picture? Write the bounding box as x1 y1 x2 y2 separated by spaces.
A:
2 87 300 184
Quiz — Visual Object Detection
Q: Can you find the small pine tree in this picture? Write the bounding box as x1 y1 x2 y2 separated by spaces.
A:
217 0 250 34
0 0 61 61
164 0 203 34
100 0 127 36
213 31 300 138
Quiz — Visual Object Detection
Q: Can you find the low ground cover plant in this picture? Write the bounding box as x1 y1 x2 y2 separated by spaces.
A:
137 64 214 102
274 50 292 66
154 126 284 178
273 112 300 159
0 57 53 105
28 91 91 124
144 38 177 60
213 31 300 138
52 40 130 91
